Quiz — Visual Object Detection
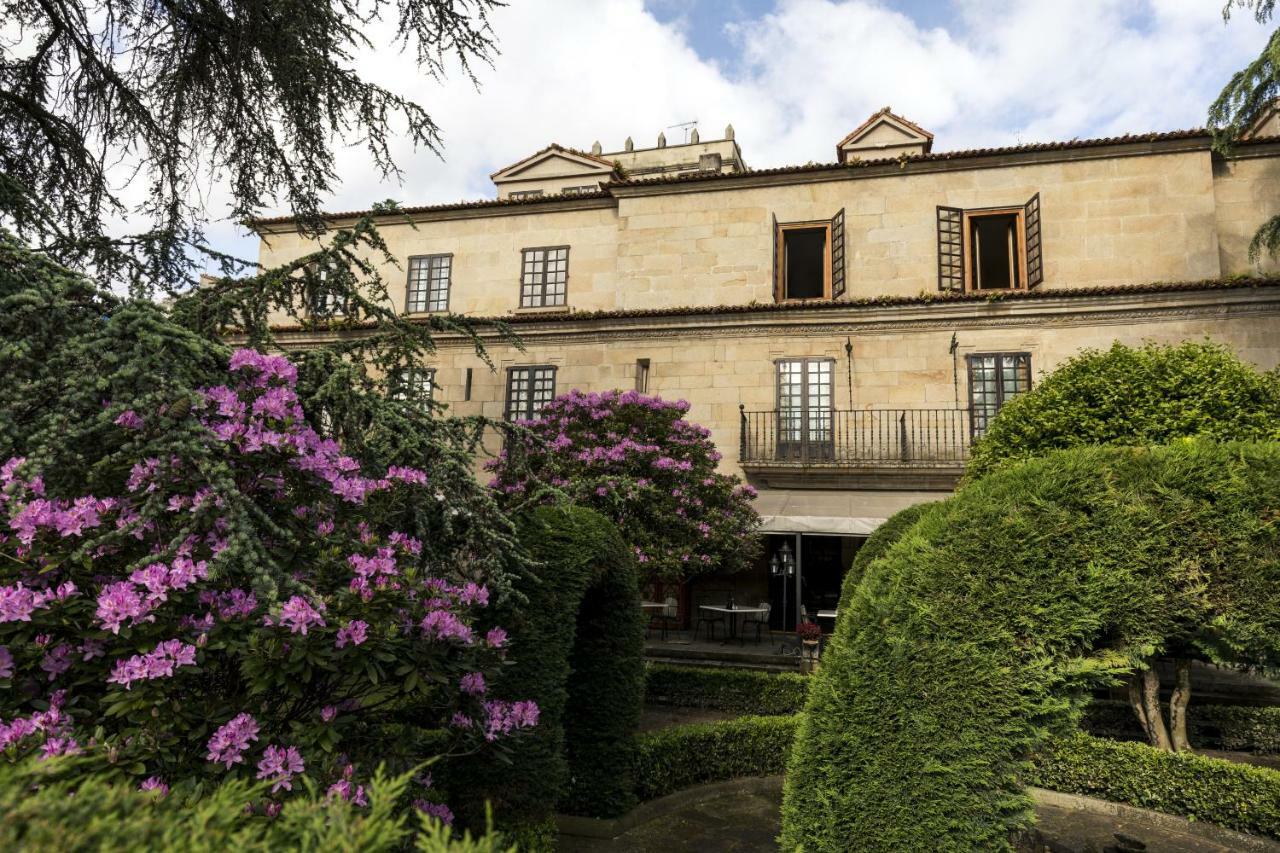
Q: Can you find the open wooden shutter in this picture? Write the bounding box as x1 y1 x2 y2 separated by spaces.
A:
771 213 781 301
1024 193 1043 288
936 206 964 292
830 208 846 299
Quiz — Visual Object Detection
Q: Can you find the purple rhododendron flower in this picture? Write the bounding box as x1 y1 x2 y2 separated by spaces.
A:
276 596 326 635
207 713 260 769
335 620 368 649
0 583 37 623
256 744 305 792
484 627 507 649
414 800 454 825
0 645 13 678
114 410 144 430
459 672 486 695
40 643 74 681
107 639 197 689
140 777 169 797
321 705 338 723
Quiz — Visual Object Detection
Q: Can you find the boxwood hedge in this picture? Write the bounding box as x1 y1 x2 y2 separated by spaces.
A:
644 664 809 716
633 715 798 801
780 442 1280 851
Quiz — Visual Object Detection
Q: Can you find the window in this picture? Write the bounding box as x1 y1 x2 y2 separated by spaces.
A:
776 358 834 460
967 353 1031 436
562 185 597 196
392 368 436 409
772 209 845 301
937 194 1043 292
520 246 569 308
635 358 650 394
510 190 544 200
505 366 556 421
406 254 451 313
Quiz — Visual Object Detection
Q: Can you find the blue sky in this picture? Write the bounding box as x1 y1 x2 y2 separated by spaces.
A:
199 0 1274 265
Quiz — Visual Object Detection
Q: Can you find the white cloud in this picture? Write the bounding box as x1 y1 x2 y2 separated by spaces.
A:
204 0 1274 265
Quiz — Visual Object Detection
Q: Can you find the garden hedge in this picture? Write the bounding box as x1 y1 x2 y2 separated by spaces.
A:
1030 732 1280 839
645 664 809 716
1082 699 1280 753
453 504 645 836
781 442 1280 851
842 500 933 591
633 715 798 801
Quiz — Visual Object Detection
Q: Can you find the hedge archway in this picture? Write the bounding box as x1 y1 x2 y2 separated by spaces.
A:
454 503 645 840
780 441 1280 851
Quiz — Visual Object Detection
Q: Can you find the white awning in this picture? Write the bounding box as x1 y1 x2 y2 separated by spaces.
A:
753 489 945 536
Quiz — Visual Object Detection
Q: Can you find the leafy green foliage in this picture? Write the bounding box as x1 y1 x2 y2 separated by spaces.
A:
967 341 1280 479
1 0 501 293
842 501 934 592
1030 732 1280 839
644 664 809 716
633 715 798 802
781 442 1280 851
488 390 761 582
452 505 645 832
0 757 513 852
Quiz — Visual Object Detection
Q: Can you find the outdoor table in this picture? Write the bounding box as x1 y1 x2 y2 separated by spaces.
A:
816 609 838 621
639 601 667 612
698 604 769 645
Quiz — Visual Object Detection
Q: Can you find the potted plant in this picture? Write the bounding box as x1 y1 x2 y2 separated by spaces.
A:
797 621 822 673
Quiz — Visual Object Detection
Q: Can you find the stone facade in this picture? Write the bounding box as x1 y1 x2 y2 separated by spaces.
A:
251 117 1280 529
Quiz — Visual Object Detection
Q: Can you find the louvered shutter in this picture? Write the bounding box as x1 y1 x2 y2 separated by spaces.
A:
936 206 964 292
1024 193 1043 288
830 208 846 299
771 213 780 301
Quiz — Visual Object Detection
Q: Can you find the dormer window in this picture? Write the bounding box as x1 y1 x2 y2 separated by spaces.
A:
772 210 846 301
509 190 544 200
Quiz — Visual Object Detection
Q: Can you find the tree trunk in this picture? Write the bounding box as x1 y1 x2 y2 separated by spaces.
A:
1169 658 1192 752
1129 666 1172 751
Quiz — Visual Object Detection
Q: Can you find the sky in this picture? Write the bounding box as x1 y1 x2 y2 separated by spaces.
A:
200 0 1275 266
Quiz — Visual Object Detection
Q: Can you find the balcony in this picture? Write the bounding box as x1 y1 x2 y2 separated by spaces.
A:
738 407 972 490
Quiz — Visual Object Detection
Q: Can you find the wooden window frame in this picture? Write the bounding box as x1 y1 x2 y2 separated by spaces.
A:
392 367 436 409
961 206 1028 293
519 245 570 309
635 358 650 394
966 352 1032 437
406 253 452 314
774 357 836 461
774 220 833 303
504 365 557 422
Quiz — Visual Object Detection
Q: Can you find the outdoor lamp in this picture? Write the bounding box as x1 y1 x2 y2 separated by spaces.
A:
770 552 781 575
778 539 795 575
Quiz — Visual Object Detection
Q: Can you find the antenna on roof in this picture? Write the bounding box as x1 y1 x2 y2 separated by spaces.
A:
666 119 698 144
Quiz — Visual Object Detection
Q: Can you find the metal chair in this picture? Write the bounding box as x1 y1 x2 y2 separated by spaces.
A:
692 595 726 642
652 596 679 642
742 601 771 644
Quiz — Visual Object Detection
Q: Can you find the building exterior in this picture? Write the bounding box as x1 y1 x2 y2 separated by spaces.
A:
251 109 1280 633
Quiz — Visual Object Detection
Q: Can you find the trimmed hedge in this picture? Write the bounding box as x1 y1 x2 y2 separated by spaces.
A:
1084 700 1280 754
645 664 809 716
843 500 933 591
453 505 645 834
781 442 1280 851
633 715 798 802
632 714 1280 842
1030 732 1280 839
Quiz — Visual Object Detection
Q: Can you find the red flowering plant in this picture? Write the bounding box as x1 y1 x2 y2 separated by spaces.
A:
0 349 536 820
487 390 760 582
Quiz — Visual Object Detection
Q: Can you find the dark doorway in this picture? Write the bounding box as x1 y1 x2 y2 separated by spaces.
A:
765 534 864 632
969 212 1021 290
783 228 827 299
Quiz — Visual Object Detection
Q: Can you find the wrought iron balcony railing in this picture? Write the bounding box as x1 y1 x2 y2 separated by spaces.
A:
739 407 972 466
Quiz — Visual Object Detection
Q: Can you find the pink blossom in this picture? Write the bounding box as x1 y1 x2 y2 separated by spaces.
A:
485 627 508 649
107 639 198 689
459 672 486 695
256 744 305 792
206 713 260 769
0 584 37 623
414 800 454 825
320 706 338 723
276 596 326 635
420 609 473 643
95 581 151 634
0 646 13 678
140 777 169 797
115 410 144 430
40 643 74 681
335 620 368 649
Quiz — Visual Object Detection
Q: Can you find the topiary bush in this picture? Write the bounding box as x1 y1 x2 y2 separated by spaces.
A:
842 501 934 592
633 715 798 802
644 664 809 716
781 441 1280 851
452 504 645 836
0 756 514 851
967 341 1280 479
1030 732 1280 839
486 389 760 582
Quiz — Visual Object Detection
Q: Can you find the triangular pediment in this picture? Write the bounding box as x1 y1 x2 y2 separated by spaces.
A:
837 108 933 162
490 144 618 183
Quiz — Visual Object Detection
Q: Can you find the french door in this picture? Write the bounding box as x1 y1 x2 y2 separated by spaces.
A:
776 358 835 461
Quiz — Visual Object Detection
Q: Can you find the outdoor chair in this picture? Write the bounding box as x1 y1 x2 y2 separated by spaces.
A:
742 601 771 644
692 596 726 642
651 596 679 642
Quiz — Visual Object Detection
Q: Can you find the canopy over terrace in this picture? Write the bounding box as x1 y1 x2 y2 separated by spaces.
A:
753 488 942 536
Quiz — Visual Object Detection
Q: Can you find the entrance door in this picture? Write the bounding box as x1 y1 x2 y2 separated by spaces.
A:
776 358 835 462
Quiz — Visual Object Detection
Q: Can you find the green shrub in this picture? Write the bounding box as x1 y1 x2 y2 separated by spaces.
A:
843 501 933 592
0 758 514 852
452 504 645 833
781 442 1280 852
1031 732 1280 839
967 341 1280 479
645 664 810 716
633 715 798 802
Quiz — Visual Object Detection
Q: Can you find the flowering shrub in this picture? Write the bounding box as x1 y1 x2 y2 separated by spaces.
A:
0 349 536 815
488 390 759 581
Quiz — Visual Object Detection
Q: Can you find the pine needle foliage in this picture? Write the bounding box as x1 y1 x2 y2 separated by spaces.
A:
781 441 1280 851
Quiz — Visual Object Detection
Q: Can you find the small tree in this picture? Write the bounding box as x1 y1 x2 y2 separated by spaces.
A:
487 390 760 583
